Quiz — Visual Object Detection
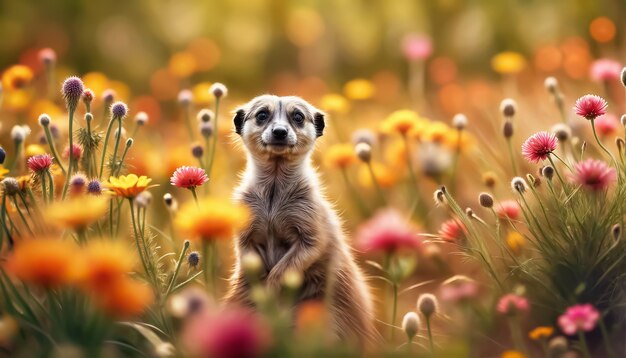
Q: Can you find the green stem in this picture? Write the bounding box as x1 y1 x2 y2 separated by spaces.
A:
599 318 616 358
40 174 47 205
507 137 518 176
366 162 387 206
46 171 54 203
166 241 190 296
577 330 591 358
114 141 132 176
426 317 434 352
206 98 221 187
43 126 66 176
99 117 117 179
110 118 123 176
128 199 153 284
391 282 398 341
591 118 618 168
62 109 76 199
11 196 33 236
190 187 199 206
340 168 370 217
547 156 567 189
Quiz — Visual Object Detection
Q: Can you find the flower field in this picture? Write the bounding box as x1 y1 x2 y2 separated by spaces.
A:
0 1 624 357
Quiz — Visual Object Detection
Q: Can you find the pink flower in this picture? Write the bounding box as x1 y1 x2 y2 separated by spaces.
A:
571 159 616 191
63 144 82 161
182 306 271 358
521 131 558 163
170 166 208 189
27 154 53 173
496 294 529 315
440 281 478 303
590 59 622 82
356 208 421 253
574 94 608 120
594 114 618 136
402 34 432 61
438 219 466 243
495 200 521 220
557 304 600 335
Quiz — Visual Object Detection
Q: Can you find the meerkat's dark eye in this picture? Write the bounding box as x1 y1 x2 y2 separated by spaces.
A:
293 112 304 124
256 111 269 122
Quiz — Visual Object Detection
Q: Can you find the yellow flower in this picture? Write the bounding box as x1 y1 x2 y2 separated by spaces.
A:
0 166 9 180
105 174 155 199
80 239 136 292
343 79 375 100
16 175 30 191
319 94 350 114
2 65 33 91
491 52 526 74
358 162 397 188
384 139 407 170
175 198 250 241
506 231 525 256
421 121 450 144
528 326 554 340
381 110 421 135
46 196 108 229
443 130 475 152
324 143 357 169
192 82 214 105
169 51 197 78
501 351 526 358
25 144 46 157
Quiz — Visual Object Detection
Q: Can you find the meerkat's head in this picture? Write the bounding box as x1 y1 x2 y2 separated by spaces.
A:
233 95 325 161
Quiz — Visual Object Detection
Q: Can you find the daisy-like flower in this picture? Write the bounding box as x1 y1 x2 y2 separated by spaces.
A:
380 110 421 135
324 143 357 169
94 277 154 318
521 131 557 163
438 219 466 243
171 166 208 189
6 239 82 288
27 154 53 174
45 196 108 230
590 59 622 82
557 304 600 335
80 239 135 292
496 293 529 316
496 200 521 220
571 159 616 191
105 174 155 199
574 94 608 120
355 208 421 254
175 198 250 241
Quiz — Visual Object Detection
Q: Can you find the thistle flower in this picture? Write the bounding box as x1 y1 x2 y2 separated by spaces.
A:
496 294 529 316
356 208 421 253
27 154 53 174
209 82 228 98
500 99 517 118
175 198 250 241
69 172 87 195
105 174 155 199
197 109 213 123
171 166 208 189
187 251 200 269
401 312 420 340
87 179 102 195
401 33 432 61
590 59 622 82
521 131 557 163
511 177 527 194
61 76 84 112
594 114 618 136
2 178 20 196
63 144 83 162
557 304 599 335
496 200 521 220
134 111 149 126
417 293 439 319
571 159 616 191
110 101 128 119
82 89 94 107
478 192 494 208
438 219 465 243
354 142 372 162
574 94 607 120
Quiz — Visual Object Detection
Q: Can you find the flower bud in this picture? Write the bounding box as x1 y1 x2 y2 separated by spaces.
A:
11 125 30 143
479 192 494 208
241 251 263 277
417 293 438 319
551 123 571 142
544 77 558 94
178 90 193 106
191 144 204 159
541 165 554 180
511 177 527 194
500 99 517 118
200 122 213 138
547 336 568 357
401 312 420 340
38 114 51 127
69 173 87 195
210 83 227 98
1 178 19 196
482 172 497 188
163 193 178 212
503 121 514 138
354 142 372 162
187 251 200 268
135 191 153 208
465 207 474 217
82 88 94 107
134 112 148 126
102 89 116 103
111 101 128 119
452 113 467 130
197 109 213 123
84 113 93 123
61 76 84 112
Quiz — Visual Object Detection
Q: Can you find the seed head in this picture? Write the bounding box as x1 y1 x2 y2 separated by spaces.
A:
197 109 213 123
479 192 494 208
61 76 84 112
110 101 128 119
210 82 227 98
500 99 517 118
102 89 116 103
38 114 51 127
502 121 514 138
433 189 445 206
465 207 474 217
2 178 19 196
187 251 200 268
551 123 571 142
199 122 213 138
401 312 420 340
134 112 149 126
191 143 204 159
511 177 527 194
452 113 467 130
84 113 93 123
163 193 178 212
417 293 439 319
11 125 30 143
544 77 559 94
354 142 372 163
541 165 554 181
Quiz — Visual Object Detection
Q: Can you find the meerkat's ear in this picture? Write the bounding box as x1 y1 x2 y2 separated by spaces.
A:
314 112 325 137
233 109 246 135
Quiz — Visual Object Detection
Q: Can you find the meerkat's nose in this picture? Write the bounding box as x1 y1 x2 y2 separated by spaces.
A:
272 126 288 140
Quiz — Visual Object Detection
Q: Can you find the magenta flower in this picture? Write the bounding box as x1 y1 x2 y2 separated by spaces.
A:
571 159 616 191
521 131 558 163
356 208 421 253
438 219 466 243
590 59 622 82
574 94 608 120
557 304 600 335
496 294 529 315
402 34 432 61
27 154 53 174
594 114 618 136
495 200 521 220
170 166 208 189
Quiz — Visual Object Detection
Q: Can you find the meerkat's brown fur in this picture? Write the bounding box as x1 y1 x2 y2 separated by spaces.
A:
224 95 378 346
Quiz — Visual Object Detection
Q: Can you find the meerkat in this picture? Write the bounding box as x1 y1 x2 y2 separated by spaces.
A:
224 94 378 346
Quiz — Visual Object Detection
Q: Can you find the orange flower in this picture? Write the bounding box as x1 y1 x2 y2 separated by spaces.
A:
2 65 33 91
46 196 108 229
105 174 155 199
506 231 525 256
421 121 450 144
501 351 526 358
296 300 328 333
358 162 397 188
381 110 421 135
175 198 250 241
528 326 553 340
80 239 135 292
95 277 154 318
319 93 350 114
324 143 357 169
6 239 82 288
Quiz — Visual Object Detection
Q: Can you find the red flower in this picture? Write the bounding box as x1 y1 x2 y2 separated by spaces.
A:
521 131 558 163
590 59 621 82
594 114 618 136
27 154 53 173
170 166 208 189
438 219 465 243
356 208 421 253
63 144 82 162
497 294 529 315
574 94 608 120
571 159 616 191
183 307 271 358
495 200 521 220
